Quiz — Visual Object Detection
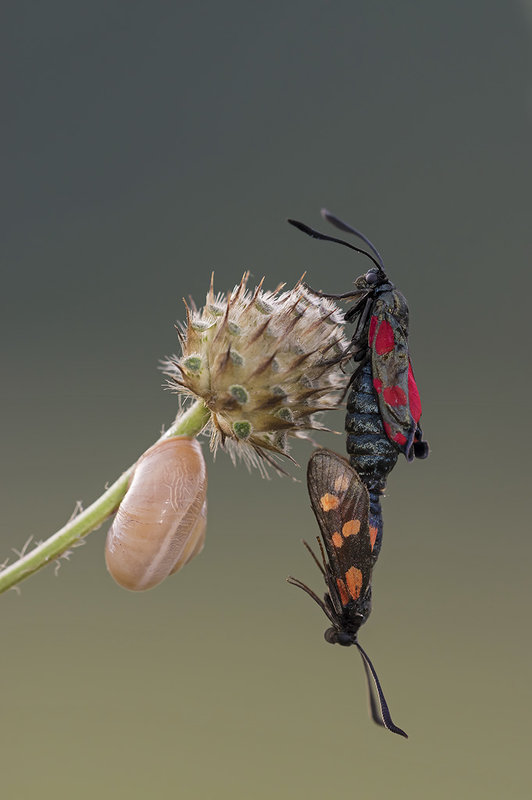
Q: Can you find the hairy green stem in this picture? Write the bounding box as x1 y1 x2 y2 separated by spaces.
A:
0 400 211 595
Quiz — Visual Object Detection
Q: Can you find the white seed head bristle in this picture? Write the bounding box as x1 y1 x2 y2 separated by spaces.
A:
163 274 349 471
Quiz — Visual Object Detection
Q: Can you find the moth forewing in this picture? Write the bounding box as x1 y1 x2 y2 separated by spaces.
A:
306 449 373 604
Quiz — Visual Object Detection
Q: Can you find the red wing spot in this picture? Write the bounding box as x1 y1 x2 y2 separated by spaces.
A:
336 578 349 606
375 319 395 355
368 315 378 345
320 493 339 511
345 567 363 601
408 362 422 422
384 420 407 447
383 385 407 406
373 377 383 394
332 532 343 549
342 520 360 537
369 525 378 551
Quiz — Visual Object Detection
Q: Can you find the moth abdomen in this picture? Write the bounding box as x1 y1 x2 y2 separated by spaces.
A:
346 362 399 491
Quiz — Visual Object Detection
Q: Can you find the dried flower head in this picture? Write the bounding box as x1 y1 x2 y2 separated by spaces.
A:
163 273 348 473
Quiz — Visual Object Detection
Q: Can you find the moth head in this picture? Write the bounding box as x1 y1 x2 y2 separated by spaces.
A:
364 268 381 286
353 268 386 291
324 627 356 647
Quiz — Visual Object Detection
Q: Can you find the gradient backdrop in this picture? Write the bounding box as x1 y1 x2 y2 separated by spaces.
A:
2 2 531 798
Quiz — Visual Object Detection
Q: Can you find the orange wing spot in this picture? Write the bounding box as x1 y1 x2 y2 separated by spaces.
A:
342 519 360 537
332 532 343 549
334 474 350 494
320 493 339 511
345 566 363 600
369 525 378 551
336 578 349 606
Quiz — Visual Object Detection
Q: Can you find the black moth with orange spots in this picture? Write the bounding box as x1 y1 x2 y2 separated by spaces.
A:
288 210 429 560
287 448 407 738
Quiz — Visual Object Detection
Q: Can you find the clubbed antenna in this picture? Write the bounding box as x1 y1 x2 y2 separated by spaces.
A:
320 209 385 271
287 218 383 273
356 642 408 738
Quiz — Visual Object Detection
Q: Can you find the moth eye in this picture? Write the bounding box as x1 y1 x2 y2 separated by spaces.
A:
365 270 379 285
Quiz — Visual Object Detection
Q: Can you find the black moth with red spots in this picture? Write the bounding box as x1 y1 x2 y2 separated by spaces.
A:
288 210 429 560
287 448 407 738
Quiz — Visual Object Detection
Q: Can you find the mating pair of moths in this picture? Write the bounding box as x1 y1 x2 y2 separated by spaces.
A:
106 210 428 739
287 211 428 739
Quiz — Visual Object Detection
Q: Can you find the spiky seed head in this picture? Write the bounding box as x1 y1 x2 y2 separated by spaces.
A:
163 273 348 472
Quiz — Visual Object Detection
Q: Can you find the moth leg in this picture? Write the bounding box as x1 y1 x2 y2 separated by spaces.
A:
302 283 368 303
286 576 336 626
345 295 374 362
337 352 371 403
302 538 326 578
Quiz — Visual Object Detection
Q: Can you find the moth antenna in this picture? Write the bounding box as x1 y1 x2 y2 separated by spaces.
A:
288 219 382 273
320 209 386 271
355 643 408 738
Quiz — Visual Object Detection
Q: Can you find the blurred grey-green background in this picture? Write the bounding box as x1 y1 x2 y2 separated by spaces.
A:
2 2 531 797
